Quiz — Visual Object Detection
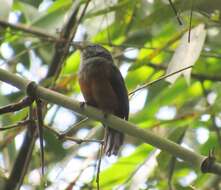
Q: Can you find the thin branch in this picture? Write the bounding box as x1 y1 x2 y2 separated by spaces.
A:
61 117 90 137
1 19 221 61
44 125 103 145
0 119 31 131
47 6 80 79
36 99 45 176
1 68 221 175
188 0 193 43
0 96 33 114
9 42 50 63
96 143 103 190
47 0 89 81
4 106 38 190
63 136 103 144
91 147 101 187
48 106 60 127
129 65 193 95
0 127 25 150
168 0 183 25
133 62 221 82
0 19 57 41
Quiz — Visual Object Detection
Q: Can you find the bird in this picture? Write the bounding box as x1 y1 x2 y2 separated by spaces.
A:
77 43 129 156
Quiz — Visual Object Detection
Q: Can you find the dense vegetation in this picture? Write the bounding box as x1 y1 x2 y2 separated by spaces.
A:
0 0 221 189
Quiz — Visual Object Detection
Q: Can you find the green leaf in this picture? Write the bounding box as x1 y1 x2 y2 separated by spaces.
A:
99 144 153 189
13 1 40 23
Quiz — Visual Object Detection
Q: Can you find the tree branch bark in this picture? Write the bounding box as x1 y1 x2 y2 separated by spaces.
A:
1 68 221 175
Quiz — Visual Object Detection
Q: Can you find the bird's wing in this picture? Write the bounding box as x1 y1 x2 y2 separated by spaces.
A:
109 65 129 120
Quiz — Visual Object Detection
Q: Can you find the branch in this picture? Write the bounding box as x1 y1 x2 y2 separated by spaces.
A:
0 19 57 41
0 119 31 131
44 124 103 144
168 0 183 25
129 65 193 95
4 106 38 189
124 60 221 82
188 0 194 43
47 0 87 80
0 96 33 114
147 63 221 82
36 99 45 176
0 68 221 175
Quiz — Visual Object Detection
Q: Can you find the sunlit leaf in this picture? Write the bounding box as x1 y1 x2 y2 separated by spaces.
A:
166 24 207 84
99 144 153 189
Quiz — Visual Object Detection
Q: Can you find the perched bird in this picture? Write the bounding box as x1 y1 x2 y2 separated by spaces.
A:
77 44 129 156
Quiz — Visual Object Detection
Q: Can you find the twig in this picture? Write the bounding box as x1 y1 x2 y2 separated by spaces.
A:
48 106 60 127
188 0 193 43
168 0 183 25
129 65 193 95
0 119 31 131
96 143 103 190
44 124 103 145
8 42 50 63
91 147 101 187
0 19 57 41
0 96 33 114
101 42 221 59
4 105 38 189
61 117 89 137
36 99 45 176
63 136 103 144
53 0 91 82
132 62 221 82
1 19 220 61
0 126 25 150
47 0 82 80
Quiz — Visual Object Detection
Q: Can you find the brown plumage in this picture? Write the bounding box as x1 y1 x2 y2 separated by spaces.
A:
78 44 129 156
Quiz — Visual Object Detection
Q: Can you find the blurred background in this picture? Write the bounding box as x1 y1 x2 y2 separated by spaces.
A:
0 0 221 189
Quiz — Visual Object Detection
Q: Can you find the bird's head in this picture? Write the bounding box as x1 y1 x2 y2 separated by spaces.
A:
75 43 112 60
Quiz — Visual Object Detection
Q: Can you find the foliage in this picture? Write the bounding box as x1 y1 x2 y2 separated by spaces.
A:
0 0 221 189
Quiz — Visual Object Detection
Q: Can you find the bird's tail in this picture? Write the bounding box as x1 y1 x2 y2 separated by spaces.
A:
104 127 124 156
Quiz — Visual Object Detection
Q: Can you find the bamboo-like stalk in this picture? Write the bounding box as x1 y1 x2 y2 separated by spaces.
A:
0 68 221 174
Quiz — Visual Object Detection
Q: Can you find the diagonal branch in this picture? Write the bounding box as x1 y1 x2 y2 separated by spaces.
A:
4 106 38 190
47 0 90 80
123 59 221 82
168 0 183 25
0 19 57 41
0 96 33 114
1 68 221 175
129 65 193 95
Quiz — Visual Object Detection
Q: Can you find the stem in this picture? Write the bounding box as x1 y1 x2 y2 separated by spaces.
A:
1 68 221 174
